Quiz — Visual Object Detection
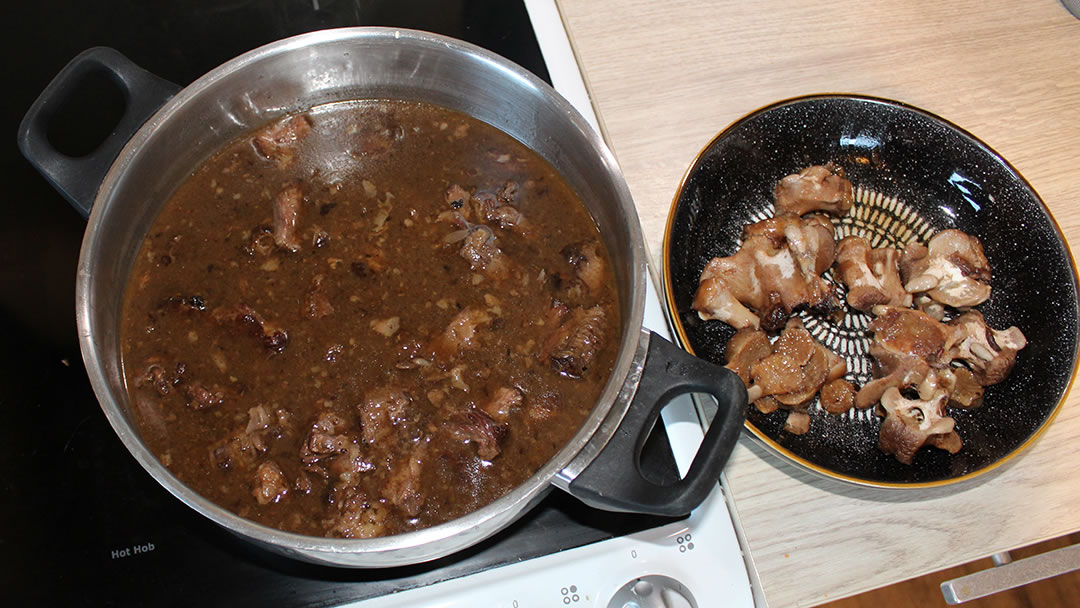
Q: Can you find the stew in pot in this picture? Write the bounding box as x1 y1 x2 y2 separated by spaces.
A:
121 99 619 538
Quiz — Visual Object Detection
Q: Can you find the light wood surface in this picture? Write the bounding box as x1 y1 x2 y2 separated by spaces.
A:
554 1 1080 606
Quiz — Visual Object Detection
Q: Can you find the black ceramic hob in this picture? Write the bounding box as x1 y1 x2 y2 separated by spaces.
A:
0 2 681 605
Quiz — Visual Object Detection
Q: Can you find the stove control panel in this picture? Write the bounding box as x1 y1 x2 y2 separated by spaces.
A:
607 575 696 608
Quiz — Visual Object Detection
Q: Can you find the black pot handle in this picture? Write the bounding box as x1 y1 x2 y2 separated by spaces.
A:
567 331 747 516
17 47 180 217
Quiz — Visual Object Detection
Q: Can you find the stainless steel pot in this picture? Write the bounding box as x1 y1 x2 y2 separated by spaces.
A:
18 27 746 567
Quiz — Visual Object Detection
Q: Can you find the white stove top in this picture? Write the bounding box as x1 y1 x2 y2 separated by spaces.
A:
350 4 756 605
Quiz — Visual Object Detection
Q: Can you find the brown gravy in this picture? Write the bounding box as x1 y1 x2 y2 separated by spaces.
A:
121 100 619 537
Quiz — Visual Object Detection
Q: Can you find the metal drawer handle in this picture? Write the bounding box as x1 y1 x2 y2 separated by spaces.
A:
940 543 1080 604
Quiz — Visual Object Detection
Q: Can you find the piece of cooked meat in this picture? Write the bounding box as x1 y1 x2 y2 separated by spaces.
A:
900 229 992 308
272 183 303 252
784 409 811 435
542 305 608 378
692 214 841 331
855 306 952 409
834 236 912 312
432 307 493 360
820 378 856 414
447 409 505 460
773 164 854 216
252 461 289 505
724 328 773 386
940 366 985 409
458 225 512 280
562 240 607 293
252 114 312 167
947 310 1027 386
742 319 847 424
876 387 962 465
384 443 427 516
211 303 289 353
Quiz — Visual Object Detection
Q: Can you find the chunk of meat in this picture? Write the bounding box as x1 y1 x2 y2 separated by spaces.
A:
432 307 492 359
542 305 607 378
947 311 1027 386
783 409 811 435
472 188 530 236
209 416 272 470
834 236 912 312
855 306 952 409
212 303 289 353
942 366 985 409
325 486 388 539
745 318 846 407
303 274 334 319
773 164 854 216
876 388 961 465
482 387 523 423
692 214 840 331
273 183 303 252
252 114 312 167
447 409 505 460
820 378 856 414
384 443 427 516
458 225 512 280
723 328 773 386
300 412 351 475
252 461 289 505
562 240 607 293
143 359 186 395
357 388 415 445
184 383 224 410
900 230 992 308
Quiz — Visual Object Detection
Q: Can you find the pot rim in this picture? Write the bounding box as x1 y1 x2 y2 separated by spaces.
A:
75 26 648 565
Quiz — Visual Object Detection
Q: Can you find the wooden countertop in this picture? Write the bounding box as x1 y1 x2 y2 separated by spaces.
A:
554 0 1080 605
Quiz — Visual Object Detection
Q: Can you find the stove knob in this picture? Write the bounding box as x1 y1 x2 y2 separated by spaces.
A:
607 575 696 608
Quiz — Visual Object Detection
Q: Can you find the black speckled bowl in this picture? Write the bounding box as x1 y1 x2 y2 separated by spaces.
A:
663 94 1079 487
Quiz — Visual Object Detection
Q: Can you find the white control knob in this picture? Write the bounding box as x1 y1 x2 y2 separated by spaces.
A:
607 575 696 608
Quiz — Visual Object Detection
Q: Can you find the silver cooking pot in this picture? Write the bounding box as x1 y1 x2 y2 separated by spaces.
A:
18 28 746 567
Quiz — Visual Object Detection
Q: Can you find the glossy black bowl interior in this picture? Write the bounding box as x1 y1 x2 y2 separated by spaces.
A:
664 94 1079 486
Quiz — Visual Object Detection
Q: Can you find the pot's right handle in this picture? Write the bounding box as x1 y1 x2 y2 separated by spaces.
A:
17 47 180 217
567 331 747 516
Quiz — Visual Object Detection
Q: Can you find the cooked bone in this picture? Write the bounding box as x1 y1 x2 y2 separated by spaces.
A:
692 214 840 330
855 306 951 408
900 230 992 308
877 387 962 465
773 164 854 216
947 311 1027 386
834 236 912 312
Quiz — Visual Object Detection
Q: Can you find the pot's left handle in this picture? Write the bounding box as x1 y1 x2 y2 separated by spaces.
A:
17 47 180 217
567 331 747 516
